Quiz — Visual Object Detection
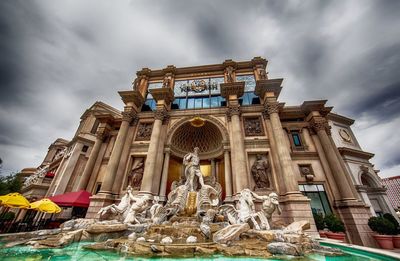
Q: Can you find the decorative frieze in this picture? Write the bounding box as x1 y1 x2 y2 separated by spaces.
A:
135 122 153 141
244 117 265 136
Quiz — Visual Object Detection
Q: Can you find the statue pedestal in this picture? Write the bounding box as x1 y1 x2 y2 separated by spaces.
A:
278 193 318 237
85 193 115 219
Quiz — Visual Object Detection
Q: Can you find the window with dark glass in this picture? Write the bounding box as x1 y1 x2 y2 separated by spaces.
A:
292 132 302 146
90 119 100 134
82 145 89 153
299 184 332 215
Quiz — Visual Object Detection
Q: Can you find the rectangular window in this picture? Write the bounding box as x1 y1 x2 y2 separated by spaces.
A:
292 132 302 146
203 97 210 108
82 145 89 153
195 98 203 109
90 120 100 134
187 98 195 109
179 98 187 109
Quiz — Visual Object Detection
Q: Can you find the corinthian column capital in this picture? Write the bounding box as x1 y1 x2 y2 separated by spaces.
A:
226 104 241 121
121 107 137 123
154 107 168 121
265 102 280 115
310 117 331 135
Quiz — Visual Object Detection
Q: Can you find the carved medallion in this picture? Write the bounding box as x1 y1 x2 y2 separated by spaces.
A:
244 117 265 136
339 129 352 142
135 122 153 141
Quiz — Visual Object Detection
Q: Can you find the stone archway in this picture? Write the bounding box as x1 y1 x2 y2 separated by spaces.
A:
358 168 393 216
165 116 229 199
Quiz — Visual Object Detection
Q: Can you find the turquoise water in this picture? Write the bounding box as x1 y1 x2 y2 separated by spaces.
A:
0 241 395 260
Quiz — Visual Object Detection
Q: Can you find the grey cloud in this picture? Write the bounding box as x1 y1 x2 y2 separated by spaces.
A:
0 0 399 179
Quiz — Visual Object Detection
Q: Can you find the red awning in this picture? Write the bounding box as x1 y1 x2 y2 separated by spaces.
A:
48 190 92 208
45 172 55 178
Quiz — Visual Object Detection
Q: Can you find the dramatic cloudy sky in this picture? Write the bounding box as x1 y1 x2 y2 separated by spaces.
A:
0 0 399 178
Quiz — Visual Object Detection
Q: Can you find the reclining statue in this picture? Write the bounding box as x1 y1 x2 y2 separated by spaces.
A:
123 193 152 225
98 185 133 221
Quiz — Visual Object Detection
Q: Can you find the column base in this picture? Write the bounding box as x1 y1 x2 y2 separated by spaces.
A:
335 200 376 247
279 194 318 237
85 193 115 219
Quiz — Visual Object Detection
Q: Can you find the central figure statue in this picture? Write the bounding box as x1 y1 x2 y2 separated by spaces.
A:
183 147 205 191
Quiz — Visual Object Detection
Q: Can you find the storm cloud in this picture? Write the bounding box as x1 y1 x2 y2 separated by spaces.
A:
0 0 399 178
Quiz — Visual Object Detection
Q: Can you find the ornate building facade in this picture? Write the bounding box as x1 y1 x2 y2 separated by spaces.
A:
20 57 395 247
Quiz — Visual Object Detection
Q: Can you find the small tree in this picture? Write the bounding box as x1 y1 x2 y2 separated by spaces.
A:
313 213 325 230
0 173 23 195
324 214 346 233
383 213 400 234
368 216 397 235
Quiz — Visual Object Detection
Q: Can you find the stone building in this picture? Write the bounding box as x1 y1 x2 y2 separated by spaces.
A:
20 57 394 246
382 176 400 211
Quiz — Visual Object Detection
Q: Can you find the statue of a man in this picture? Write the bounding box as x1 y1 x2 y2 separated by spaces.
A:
251 154 270 189
183 147 205 191
128 159 144 189
251 192 281 228
225 66 234 83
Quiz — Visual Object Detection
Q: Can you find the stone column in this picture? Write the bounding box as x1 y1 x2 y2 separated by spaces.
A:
307 112 375 247
86 90 144 219
266 101 300 195
255 79 317 235
210 158 216 180
99 107 136 195
140 107 166 194
76 121 110 191
228 104 249 193
52 142 84 196
262 112 284 193
140 87 173 195
159 148 170 202
309 115 356 201
223 149 233 202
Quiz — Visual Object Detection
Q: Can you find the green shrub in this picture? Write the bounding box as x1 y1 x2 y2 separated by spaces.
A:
324 214 345 233
313 213 325 230
2 211 15 220
383 213 399 234
368 216 397 235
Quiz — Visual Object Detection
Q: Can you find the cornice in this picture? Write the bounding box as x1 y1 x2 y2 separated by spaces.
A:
327 112 355 126
338 147 374 160
137 57 265 79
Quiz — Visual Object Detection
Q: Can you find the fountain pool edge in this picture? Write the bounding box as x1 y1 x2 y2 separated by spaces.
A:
319 239 400 260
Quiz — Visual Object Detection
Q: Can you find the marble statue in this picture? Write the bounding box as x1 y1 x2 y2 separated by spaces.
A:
162 75 171 88
128 160 144 189
219 189 281 230
98 186 133 221
225 66 234 83
166 184 189 214
123 193 152 225
23 165 49 187
251 154 270 189
149 196 169 225
197 185 219 213
183 147 205 192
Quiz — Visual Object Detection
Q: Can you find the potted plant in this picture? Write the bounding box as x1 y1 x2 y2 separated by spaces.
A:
313 213 326 237
383 213 400 248
324 214 346 242
368 216 396 249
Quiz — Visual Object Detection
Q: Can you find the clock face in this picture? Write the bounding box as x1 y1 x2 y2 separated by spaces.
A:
339 129 352 142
